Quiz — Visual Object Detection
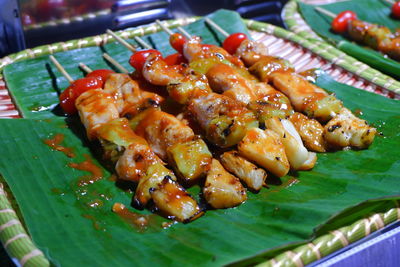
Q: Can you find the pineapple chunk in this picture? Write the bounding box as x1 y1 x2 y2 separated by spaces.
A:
264 117 316 170
167 139 212 183
133 162 177 208
150 177 204 223
238 128 289 177
203 159 247 209
289 112 327 152
220 151 267 191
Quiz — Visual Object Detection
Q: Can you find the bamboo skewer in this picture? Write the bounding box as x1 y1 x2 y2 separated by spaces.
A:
314 6 336 19
177 26 191 39
78 62 92 73
382 0 395 5
134 36 152 49
49 55 74 83
155 19 173 35
102 53 129 74
204 18 229 38
106 29 137 53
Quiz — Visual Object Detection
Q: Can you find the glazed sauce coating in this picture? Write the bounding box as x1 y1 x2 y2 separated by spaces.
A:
43 133 75 158
69 154 104 187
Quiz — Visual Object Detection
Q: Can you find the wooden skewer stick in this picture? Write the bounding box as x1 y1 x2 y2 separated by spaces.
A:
155 19 174 35
49 55 74 84
102 53 129 74
382 0 395 5
177 26 191 39
204 18 229 38
106 29 137 53
79 63 93 74
134 36 152 50
314 6 336 19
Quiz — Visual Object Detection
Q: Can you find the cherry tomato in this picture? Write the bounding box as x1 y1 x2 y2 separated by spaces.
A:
331 10 357 33
164 53 187 66
392 2 400 19
21 12 36 26
73 77 103 95
170 33 187 54
86 69 115 84
59 86 75 114
129 49 162 71
222 33 248 54
36 0 67 21
59 77 102 115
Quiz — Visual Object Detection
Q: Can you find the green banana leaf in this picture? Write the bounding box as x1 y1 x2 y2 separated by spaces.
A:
299 0 400 80
1 9 400 266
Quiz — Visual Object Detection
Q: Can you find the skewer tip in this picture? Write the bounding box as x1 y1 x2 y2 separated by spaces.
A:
314 6 337 19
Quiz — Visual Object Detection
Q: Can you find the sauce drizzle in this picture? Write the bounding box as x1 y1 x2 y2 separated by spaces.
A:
69 154 104 186
43 133 75 158
112 203 149 231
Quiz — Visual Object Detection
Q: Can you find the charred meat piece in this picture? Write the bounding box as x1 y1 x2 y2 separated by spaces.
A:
203 159 247 209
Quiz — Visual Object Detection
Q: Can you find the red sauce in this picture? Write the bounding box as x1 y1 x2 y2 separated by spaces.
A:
269 177 300 193
69 154 104 187
354 109 363 116
51 187 65 196
82 214 105 231
108 174 117 182
112 203 149 231
43 133 75 158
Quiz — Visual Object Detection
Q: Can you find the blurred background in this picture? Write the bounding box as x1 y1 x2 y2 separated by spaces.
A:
0 0 288 57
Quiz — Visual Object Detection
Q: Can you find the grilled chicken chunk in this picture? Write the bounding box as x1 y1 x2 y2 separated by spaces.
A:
234 38 270 67
150 176 204 222
132 108 194 160
206 63 256 105
220 151 267 191
183 36 244 67
324 108 376 149
75 89 119 140
103 73 163 117
264 117 316 170
188 92 258 147
130 108 212 183
248 56 293 83
143 53 211 104
203 159 247 209
270 72 343 122
289 112 327 152
238 128 289 177
134 161 177 208
167 138 212 183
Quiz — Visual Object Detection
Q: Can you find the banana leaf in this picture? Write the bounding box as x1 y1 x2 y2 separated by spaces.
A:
1 9 400 266
299 0 400 80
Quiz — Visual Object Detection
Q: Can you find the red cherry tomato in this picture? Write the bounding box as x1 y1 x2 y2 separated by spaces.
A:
170 33 187 54
392 2 400 19
129 49 162 71
331 10 357 33
36 0 67 21
21 12 36 26
59 86 75 114
164 53 187 66
73 77 103 95
86 69 115 84
59 77 102 115
222 33 248 54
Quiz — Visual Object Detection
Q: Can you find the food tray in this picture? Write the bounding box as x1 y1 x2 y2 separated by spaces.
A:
0 14 399 266
23 9 111 31
282 0 400 90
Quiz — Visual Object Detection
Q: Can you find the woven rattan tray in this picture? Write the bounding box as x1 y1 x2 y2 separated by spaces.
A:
0 16 399 267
